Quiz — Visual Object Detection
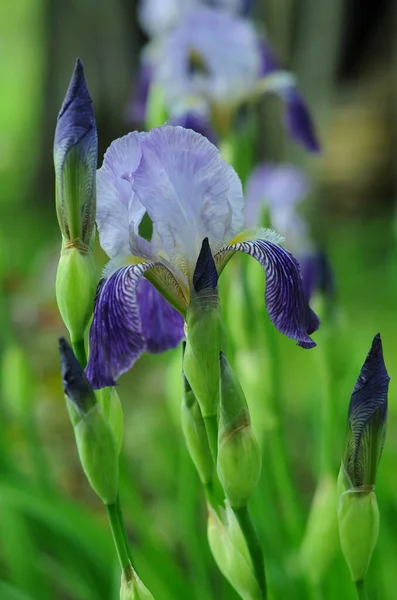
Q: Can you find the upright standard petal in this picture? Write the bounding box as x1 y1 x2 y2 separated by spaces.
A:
343 334 389 489
138 0 200 37
131 125 244 275
96 132 146 259
215 232 320 348
156 8 260 108
86 262 157 389
136 278 185 353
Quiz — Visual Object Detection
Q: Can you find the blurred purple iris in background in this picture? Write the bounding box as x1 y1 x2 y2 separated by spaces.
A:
130 6 320 152
86 125 319 389
245 163 334 301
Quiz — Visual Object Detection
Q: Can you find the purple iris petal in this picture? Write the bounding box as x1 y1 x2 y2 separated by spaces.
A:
258 40 320 153
136 278 184 353
299 250 335 302
258 39 281 76
169 110 218 146
220 239 320 347
344 334 389 487
128 57 153 124
283 89 320 153
86 263 155 389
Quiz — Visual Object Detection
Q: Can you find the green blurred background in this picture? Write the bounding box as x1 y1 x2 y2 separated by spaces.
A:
0 1 396 599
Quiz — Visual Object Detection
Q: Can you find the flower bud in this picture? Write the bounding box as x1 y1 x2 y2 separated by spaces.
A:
337 468 379 583
97 386 124 457
183 238 221 418
300 474 338 585
207 503 261 600
337 333 389 582
217 353 261 508
181 350 214 484
56 246 97 343
120 570 155 600
59 338 119 504
54 59 97 246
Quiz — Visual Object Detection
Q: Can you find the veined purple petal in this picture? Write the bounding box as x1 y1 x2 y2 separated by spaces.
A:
282 89 320 153
86 262 156 389
96 132 146 259
217 238 319 347
136 278 185 353
132 125 244 272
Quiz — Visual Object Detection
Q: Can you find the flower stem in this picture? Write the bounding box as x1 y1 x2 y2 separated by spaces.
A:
233 504 267 599
105 502 133 582
72 339 87 369
203 414 219 464
355 580 369 600
116 494 133 563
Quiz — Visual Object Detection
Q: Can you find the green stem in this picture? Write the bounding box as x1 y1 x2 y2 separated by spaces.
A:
355 580 368 600
233 505 267 599
105 503 133 582
203 414 219 464
116 494 133 563
72 339 87 369
262 317 302 544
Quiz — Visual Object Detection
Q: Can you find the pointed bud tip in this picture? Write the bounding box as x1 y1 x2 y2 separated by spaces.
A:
193 238 218 293
352 333 390 399
58 337 96 411
58 58 93 121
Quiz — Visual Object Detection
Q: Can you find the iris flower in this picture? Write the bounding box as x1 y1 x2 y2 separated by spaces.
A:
153 8 319 151
86 125 319 389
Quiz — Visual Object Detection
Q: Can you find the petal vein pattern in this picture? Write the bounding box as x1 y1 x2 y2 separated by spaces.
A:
216 238 320 348
86 262 158 389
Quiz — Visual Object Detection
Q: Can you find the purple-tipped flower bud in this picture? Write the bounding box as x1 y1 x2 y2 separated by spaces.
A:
54 60 98 343
343 333 389 490
59 338 119 504
337 334 389 583
184 238 221 418
54 58 97 247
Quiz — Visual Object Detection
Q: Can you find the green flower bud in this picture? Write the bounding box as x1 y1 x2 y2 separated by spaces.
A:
207 503 261 600
300 474 338 585
181 350 214 485
120 570 155 600
337 334 389 582
59 338 119 504
56 245 96 343
217 353 261 509
337 468 379 583
54 59 97 246
97 386 124 456
183 238 221 418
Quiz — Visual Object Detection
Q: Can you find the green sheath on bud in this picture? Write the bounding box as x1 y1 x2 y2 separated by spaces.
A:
97 386 124 457
300 474 338 585
337 468 379 583
56 246 96 343
217 353 261 509
337 334 389 583
181 349 214 484
59 338 119 504
207 503 261 600
183 238 221 418
120 570 155 600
